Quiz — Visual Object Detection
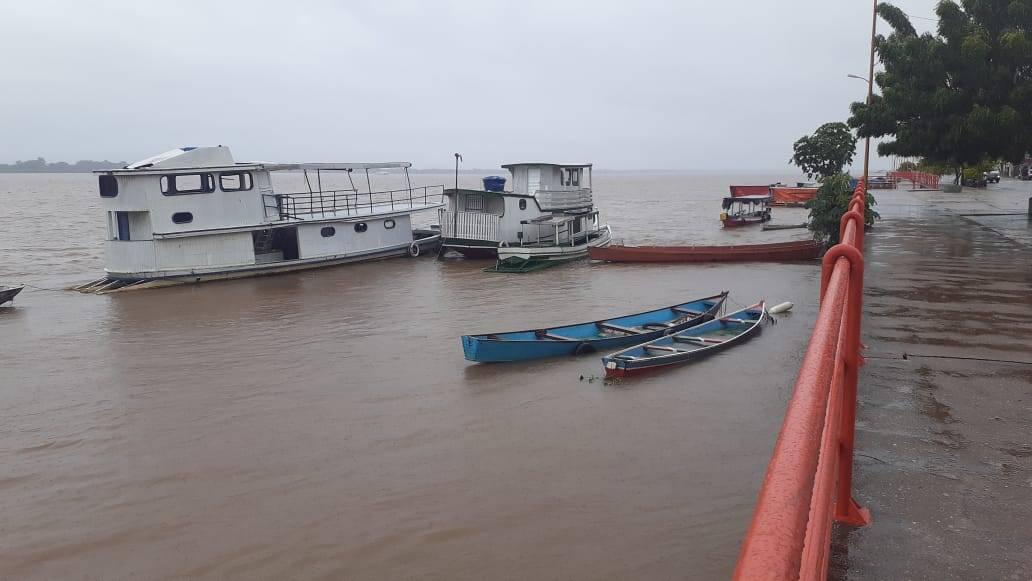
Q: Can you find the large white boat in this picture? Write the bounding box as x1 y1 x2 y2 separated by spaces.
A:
78 146 444 292
439 162 606 258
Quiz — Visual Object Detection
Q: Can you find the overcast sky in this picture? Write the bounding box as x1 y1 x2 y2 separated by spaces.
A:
1 0 937 170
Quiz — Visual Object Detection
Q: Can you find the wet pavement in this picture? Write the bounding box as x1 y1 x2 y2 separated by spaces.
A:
829 180 1032 580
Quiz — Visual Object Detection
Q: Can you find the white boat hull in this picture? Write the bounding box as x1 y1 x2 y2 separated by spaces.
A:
497 225 612 262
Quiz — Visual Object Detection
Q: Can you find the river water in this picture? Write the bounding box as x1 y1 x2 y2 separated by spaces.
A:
1 171 817 580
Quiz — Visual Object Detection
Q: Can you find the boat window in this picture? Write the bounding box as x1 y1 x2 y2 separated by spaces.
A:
384 219 396 229
172 212 193 224
465 194 485 212
519 199 527 210
161 173 215 195
98 175 118 197
561 168 581 187
354 222 368 233
219 172 253 192
321 226 336 237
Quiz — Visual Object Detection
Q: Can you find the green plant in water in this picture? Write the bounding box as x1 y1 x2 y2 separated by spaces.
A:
805 174 880 246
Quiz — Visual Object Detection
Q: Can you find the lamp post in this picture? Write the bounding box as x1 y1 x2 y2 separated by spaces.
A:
847 73 872 188
850 0 878 188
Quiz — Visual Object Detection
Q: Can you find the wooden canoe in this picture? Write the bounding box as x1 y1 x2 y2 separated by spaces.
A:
0 285 24 305
461 292 727 362
588 240 821 263
602 302 766 377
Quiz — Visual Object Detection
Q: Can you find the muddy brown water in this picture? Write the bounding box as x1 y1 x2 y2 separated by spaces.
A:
1 172 819 580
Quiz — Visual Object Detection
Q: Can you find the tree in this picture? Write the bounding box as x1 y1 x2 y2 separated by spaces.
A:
849 1 1032 183
896 160 918 171
806 174 880 245
789 122 858 180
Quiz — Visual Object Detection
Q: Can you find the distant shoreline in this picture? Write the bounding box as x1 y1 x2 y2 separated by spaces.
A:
0 158 127 173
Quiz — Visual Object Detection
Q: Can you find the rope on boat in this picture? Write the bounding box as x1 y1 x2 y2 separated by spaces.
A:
13 283 67 293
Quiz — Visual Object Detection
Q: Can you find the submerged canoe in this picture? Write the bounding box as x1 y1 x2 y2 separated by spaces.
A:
601 302 766 377
461 292 728 362
588 240 820 263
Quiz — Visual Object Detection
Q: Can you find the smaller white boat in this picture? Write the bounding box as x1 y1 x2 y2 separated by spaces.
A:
487 211 611 272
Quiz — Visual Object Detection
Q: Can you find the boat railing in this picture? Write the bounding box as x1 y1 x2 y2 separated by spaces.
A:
265 185 445 221
734 178 872 580
438 210 501 240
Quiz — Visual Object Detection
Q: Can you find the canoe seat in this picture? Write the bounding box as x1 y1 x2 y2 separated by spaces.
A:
672 306 703 316
612 355 638 360
672 335 725 345
537 331 573 341
597 322 639 334
642 322 675 329
644 345 687 354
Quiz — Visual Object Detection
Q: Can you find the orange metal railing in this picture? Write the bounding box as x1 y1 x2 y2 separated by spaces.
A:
888 170 939 189
733 179 873 581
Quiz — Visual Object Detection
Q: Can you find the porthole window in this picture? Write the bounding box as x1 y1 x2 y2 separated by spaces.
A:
321 226 336 237
384 219 396 230
354 222 368 233
518 199 527 210
98 175 118 198
172 212 193 224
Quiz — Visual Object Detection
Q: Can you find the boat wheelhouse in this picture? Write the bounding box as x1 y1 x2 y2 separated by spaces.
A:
82 146 444 291
439 162 596 257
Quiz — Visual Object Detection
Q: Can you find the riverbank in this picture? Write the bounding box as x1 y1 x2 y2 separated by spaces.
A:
830 180 1032 579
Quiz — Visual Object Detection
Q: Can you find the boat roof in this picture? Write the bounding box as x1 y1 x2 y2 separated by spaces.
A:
501 162 592 169
723 195 771 203
94 146 411 175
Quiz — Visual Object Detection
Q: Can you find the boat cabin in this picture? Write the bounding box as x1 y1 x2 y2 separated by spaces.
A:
720 194 772 227
440 162 595 257
91 146 444 285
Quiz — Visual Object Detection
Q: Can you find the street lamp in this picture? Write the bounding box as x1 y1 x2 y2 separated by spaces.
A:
847 74 869 83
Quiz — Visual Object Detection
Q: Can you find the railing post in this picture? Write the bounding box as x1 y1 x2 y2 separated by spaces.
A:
821 244 871 528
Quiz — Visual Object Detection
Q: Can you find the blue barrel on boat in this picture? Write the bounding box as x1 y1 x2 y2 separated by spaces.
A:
483 176 506 192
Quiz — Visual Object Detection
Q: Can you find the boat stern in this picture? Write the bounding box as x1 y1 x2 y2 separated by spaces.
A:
461 335 481 361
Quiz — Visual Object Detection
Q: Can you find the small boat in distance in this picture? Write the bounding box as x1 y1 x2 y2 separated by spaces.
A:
487 213 612 273
588 240 820 263
602 302 767 377
461 292 728 362
0 285 24 306
721 195 771 227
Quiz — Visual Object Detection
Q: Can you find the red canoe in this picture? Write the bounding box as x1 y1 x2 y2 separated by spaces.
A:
588 240 821 263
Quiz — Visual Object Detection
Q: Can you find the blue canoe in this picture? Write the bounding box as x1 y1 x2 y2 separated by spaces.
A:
461 292 728 362
602 302 766 377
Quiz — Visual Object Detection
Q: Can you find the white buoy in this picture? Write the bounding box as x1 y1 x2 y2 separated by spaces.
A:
768 301 794 314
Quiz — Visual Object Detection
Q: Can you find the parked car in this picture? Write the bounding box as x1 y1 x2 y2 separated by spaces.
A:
987 170 1000 183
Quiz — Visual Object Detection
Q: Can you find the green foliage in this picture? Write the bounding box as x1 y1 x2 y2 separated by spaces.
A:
849 1 1032 179
805 174 880 245
789 122 858 180
896 160 918 171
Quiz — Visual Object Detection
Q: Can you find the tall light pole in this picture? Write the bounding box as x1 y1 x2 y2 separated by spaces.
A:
862 0 877 185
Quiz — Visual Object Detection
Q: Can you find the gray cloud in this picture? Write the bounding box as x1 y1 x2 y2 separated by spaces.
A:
0 0 937 170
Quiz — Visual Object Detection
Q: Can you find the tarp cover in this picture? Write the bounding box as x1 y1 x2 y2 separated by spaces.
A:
729 185 771 197
771 187 817 204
